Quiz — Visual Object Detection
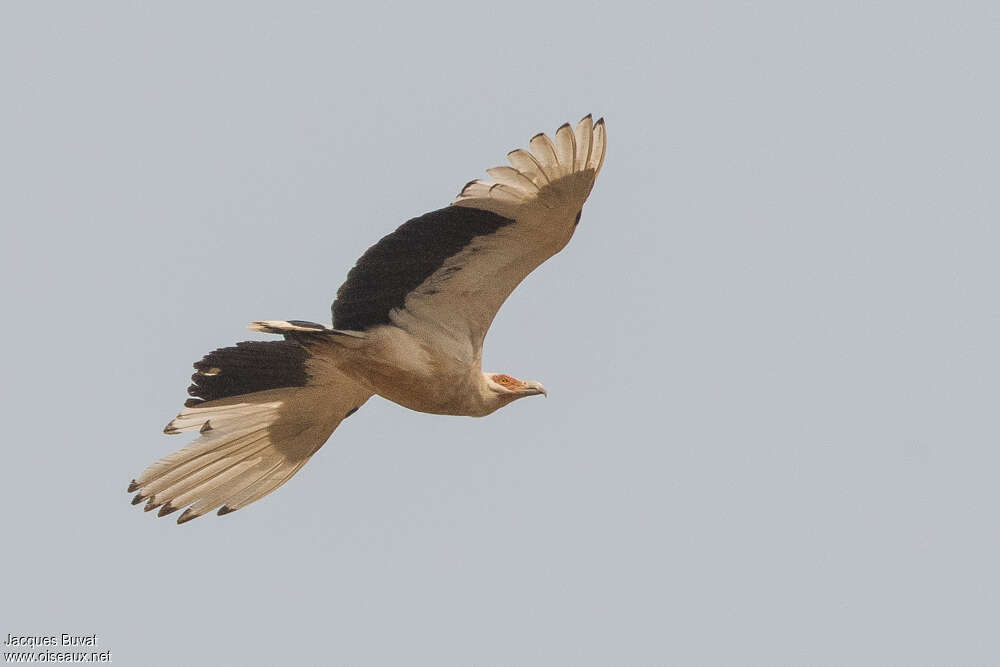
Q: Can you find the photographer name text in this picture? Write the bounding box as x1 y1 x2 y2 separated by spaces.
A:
4 635 97 648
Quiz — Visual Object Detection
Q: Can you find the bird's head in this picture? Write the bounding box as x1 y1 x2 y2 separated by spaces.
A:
484 372 547 407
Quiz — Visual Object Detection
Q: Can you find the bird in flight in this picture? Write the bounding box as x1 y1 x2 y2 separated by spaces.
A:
129 115 607 523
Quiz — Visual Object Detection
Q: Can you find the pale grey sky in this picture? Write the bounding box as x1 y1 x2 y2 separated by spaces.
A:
2 2 998 665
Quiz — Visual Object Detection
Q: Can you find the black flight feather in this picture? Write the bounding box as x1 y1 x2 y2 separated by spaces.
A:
185 340 310 406
331 205 514 331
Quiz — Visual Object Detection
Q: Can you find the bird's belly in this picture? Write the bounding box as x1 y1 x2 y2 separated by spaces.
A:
378 381 473 416
350 364 474 415
332 326 479 416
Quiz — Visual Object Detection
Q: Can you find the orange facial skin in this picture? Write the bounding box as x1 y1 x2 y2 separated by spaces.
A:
491 374 525 390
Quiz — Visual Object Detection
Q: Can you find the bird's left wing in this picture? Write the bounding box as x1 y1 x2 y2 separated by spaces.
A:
331 115 606 362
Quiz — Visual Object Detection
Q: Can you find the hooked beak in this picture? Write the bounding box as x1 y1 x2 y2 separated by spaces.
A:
525 381 547 397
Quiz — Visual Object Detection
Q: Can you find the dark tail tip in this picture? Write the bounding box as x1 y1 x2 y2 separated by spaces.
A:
177 509 198 525
157 503 179 518
143 498 163 513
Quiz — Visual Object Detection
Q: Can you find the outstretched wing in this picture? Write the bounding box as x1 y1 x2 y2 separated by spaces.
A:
331 115 606 364
129 338 372 523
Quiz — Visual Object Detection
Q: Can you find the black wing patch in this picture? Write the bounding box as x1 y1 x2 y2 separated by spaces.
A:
331 205 514 331
185 341 310 407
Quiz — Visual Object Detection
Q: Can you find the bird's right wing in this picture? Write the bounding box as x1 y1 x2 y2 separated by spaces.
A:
331 115 606 364
129 337 372 523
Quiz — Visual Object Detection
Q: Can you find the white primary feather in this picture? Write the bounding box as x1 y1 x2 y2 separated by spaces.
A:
506 149 550 188
553 123 577 178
